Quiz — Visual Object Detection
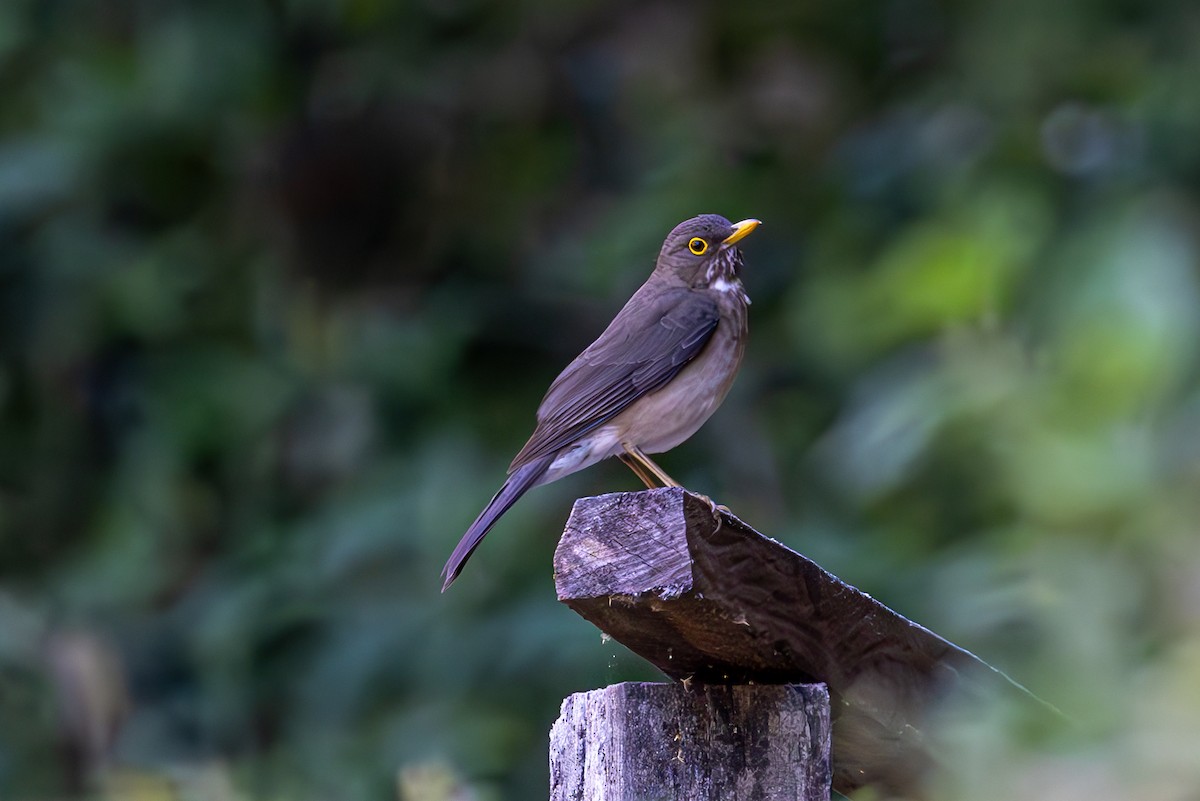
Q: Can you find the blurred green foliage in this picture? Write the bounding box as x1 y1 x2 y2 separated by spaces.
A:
2 0 1200 799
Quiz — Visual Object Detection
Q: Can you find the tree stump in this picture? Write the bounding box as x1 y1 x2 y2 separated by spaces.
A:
549 682 831 801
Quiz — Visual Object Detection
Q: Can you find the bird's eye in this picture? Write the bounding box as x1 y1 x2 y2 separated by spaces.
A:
688 237 708 255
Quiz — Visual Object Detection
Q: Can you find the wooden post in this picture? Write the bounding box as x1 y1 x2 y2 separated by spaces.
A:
553 487 1052 797
549 682 831 801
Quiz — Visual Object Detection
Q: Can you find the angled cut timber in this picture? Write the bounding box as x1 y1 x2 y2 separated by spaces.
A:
553 487 1044 796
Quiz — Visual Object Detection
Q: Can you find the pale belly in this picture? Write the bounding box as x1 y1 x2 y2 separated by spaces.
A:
538 321 745 485
610 326 744 454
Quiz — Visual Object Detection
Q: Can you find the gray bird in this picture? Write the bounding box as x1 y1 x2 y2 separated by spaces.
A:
441 214 760 590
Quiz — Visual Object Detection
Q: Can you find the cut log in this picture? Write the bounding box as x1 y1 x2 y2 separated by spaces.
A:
549 681 831 801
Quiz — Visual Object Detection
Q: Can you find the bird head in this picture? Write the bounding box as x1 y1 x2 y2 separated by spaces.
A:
655 214 761 289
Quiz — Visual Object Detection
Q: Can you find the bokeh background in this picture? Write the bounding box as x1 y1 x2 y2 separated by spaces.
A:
3 0 1200 799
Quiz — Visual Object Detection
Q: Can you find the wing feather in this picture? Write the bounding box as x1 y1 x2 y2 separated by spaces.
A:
509 288 719 470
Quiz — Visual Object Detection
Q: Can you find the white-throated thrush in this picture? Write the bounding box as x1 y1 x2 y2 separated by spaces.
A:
441 214 760 590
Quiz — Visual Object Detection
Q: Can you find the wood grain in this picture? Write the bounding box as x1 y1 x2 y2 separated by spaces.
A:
549 682 831 801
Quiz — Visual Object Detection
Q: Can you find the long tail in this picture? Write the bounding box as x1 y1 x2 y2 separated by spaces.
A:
440 453 556 591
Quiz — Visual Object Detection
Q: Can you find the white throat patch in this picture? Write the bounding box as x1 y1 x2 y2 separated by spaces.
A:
706 254 750 303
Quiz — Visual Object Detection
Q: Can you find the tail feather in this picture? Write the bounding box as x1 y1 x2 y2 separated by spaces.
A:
441 454 555 591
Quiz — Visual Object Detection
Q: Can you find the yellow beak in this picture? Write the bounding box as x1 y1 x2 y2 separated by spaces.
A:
722 218 761 246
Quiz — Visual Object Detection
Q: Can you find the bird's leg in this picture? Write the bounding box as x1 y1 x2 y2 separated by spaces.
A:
618 452 660 489
621 444 682 488
622 444 730 521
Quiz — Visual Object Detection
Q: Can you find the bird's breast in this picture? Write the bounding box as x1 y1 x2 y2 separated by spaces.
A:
611 289 748 455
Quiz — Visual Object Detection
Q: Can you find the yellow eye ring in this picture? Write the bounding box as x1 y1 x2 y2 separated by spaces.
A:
688 237 708 255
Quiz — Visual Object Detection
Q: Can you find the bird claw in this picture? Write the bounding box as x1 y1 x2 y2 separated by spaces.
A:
691 492 729 524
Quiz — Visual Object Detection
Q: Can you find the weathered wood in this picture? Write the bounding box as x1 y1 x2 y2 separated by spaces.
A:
554 487 1042 796
549 682 831 801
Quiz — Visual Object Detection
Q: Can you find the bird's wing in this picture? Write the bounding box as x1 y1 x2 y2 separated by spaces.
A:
509 287 719 470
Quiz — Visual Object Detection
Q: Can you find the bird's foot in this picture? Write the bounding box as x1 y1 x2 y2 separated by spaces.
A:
690 491 730 523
